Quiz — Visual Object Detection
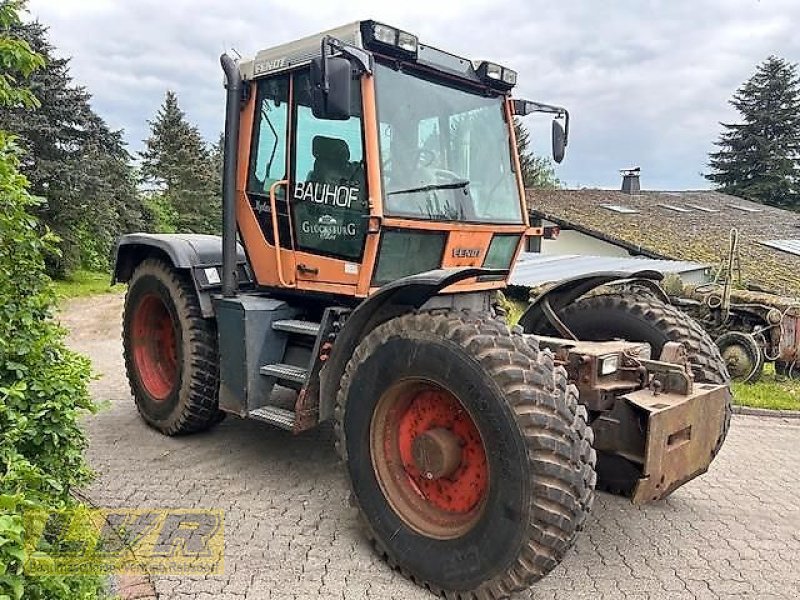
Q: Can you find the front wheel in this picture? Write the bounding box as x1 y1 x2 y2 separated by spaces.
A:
334 311 595 598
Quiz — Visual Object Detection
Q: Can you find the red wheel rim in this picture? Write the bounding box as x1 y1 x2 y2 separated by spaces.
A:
131 293 178 401
370 380 489 539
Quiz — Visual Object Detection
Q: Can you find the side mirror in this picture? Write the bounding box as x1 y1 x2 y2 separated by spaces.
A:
311 55 352 120
552 119 566 164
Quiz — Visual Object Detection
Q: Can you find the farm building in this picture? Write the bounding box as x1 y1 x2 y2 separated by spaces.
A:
526 173 800 298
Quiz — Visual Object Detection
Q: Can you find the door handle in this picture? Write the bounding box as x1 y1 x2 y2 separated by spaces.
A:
297 264 319 276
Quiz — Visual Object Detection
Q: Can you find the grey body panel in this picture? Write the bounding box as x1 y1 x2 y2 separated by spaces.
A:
214 295 298 416
240 22 362 80
238 20 491 89
112 233 252 318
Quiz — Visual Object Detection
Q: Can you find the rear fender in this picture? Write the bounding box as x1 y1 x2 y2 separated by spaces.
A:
518 270 667 334
317 267 505 422
113 233 252 318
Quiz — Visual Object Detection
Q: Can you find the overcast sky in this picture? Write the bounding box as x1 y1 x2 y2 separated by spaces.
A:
25 0 800 190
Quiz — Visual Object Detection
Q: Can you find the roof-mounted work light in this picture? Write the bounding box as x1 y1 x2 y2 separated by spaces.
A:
361 21 418 58
477 61 517 90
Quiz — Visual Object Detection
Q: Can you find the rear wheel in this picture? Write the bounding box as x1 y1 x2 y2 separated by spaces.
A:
556 293 731 495
715 331 764 383
123 258 222 435
335 311 595 599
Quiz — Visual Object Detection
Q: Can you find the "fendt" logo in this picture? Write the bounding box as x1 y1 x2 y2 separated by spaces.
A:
452 248 481 259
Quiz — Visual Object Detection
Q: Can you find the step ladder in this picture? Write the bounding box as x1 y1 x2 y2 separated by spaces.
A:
252 319 321 431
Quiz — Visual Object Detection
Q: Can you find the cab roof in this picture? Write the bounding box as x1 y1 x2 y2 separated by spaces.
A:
237 20 508 92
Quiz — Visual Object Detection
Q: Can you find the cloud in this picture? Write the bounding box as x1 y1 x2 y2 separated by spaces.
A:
26 0 800 189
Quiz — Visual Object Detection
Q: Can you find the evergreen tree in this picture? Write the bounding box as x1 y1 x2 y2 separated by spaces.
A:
706 56 800 209
140 91 220 234
514 118 561 189
0 17 145 276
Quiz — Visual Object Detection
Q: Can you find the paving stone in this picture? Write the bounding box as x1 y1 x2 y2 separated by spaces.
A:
62 294 800 600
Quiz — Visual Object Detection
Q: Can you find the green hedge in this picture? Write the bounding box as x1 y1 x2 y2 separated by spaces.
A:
0 132 105 598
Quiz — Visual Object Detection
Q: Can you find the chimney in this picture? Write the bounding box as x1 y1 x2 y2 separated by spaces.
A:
620 167 641 194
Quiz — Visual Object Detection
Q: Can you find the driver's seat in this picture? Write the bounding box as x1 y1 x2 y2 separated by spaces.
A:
307 136 351 184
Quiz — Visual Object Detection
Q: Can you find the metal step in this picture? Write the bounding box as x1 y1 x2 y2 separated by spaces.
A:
259 363 308 384
272 319 320 337
249 406 295 431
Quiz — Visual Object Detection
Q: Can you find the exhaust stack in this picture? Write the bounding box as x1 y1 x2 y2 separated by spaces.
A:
220 54 242 297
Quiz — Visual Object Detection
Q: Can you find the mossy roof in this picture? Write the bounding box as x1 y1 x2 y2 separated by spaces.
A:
527 188 800 298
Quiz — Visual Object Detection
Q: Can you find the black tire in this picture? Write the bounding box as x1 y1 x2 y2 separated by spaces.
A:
556 293 732 494
334 311 596 599
123 258 222 435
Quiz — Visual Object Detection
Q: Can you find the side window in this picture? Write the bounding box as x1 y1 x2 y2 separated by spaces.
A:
291 71 368 261
247 76 290 245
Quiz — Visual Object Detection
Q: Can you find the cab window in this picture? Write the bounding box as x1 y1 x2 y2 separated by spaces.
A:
291 71 368 261
247 75 290 245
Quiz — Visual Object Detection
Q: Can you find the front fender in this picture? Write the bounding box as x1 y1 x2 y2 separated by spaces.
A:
318 267 505 421
518 270 666 334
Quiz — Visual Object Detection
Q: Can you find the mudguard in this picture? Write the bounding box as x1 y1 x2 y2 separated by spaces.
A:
317 267 506 422
112 233 251 317
517 270 667 335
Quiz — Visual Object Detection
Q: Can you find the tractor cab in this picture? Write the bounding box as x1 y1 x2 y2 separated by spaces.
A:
233 20 567 297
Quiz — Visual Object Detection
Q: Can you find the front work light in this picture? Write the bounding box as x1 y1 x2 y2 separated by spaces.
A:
362 21 419 58
477 61 517 90
598 354 619 376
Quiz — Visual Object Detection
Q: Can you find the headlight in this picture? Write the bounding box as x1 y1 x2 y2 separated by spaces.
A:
373 23 397 45
598 354 619 376
397 31 419 54
483 235 520 270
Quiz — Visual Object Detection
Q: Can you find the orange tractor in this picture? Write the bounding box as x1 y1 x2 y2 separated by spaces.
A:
114 21 731 598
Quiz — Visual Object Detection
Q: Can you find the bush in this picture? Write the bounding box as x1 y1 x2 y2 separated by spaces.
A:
0 132 105 598
142 192 178 234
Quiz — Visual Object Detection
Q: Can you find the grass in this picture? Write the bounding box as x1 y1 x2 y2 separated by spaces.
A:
53 269 124 300
732 363 800 411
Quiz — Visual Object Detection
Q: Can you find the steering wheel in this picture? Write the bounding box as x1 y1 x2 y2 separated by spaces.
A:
432 168 475 219
415 148 437 168
434 168 463 182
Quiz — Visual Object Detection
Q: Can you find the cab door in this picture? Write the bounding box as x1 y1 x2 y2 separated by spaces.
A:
241 70 371 293
287 70 370 288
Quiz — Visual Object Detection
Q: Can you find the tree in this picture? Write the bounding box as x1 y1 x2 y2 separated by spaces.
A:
0 16 145 276
515 118 561 189
706 56 800 209
140 91 220 234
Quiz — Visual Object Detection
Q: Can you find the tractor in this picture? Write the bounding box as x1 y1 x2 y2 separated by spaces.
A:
113 21 731 599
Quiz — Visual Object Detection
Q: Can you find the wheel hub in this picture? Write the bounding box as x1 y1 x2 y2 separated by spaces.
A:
411 427 462 480
370 381 488 539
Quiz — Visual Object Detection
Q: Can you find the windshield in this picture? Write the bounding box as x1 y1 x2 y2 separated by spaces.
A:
374 63 522 224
